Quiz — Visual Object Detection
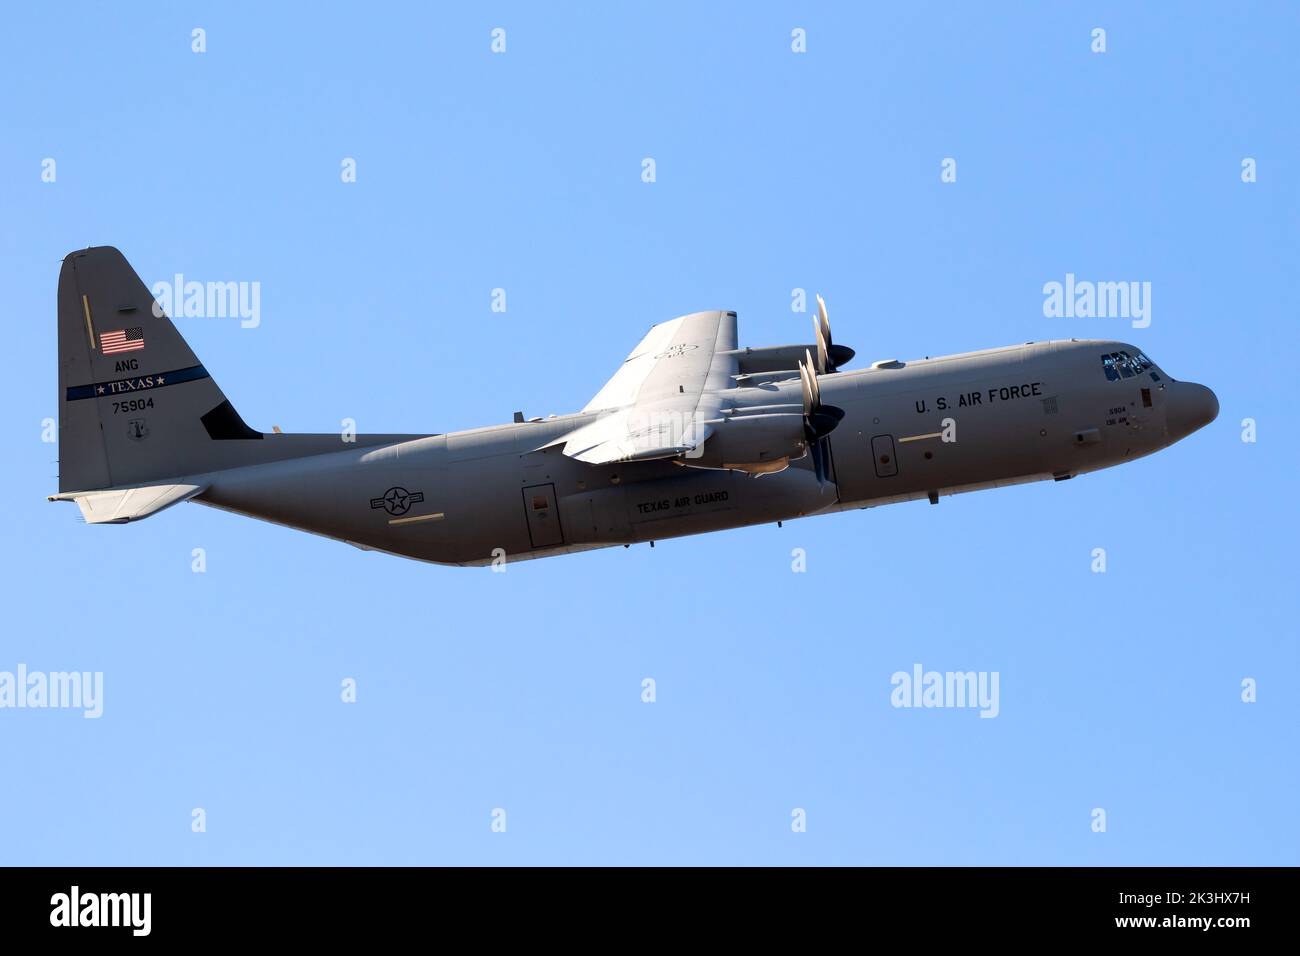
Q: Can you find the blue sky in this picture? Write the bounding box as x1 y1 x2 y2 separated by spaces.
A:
1 2 1296 865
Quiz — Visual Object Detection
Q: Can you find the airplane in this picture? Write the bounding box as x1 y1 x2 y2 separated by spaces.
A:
50 246 1219 566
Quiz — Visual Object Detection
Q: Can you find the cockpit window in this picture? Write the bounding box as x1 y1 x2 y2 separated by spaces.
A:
1123 351 1149 375
1101 350 1160 382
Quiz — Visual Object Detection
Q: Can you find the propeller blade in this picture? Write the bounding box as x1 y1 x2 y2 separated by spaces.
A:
811 437 827 484
813 316 828 376
803 349 821 408
816 294 834 372
799 357 815 416
799 347 843 487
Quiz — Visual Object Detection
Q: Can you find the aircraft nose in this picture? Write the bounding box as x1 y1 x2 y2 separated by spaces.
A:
1165 381 1219 441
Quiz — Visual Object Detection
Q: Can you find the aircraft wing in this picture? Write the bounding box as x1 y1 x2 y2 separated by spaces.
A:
553 310 738 464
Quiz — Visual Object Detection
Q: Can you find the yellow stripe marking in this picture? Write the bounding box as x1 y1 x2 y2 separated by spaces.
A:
388 512 445 526
82 295 96 350
898 431 943 443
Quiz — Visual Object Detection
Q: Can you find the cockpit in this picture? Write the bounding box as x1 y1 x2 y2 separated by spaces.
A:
1100 350 1161 383
1090 344 1217 442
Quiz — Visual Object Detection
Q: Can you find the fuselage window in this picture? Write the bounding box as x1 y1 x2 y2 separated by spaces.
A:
1113 352 1135 378
1101 354 1120 381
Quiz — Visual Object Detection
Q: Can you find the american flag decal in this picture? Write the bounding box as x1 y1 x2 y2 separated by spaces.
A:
101 327 145 355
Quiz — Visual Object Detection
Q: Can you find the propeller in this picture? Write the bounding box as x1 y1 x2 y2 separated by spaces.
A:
812 294 856 374
799 348 845 485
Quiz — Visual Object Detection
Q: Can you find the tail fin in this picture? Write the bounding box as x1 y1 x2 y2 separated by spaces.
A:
57 246 261 493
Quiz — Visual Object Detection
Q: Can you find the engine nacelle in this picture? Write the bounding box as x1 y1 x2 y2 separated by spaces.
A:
726 343 855 373
683 411 807 475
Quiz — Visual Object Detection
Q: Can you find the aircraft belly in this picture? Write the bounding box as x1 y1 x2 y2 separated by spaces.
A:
557 464 834 546
198 445 473 563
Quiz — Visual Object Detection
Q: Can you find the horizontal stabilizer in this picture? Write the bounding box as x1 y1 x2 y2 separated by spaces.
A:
49 483 206 524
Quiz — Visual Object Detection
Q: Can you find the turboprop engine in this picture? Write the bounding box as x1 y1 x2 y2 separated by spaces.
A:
685 295 848 480
682 402 809 475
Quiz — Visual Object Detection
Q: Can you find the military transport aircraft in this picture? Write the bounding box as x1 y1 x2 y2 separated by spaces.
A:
51 247 1218 565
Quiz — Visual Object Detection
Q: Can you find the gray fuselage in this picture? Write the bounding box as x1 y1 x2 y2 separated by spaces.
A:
195 338 1218 566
